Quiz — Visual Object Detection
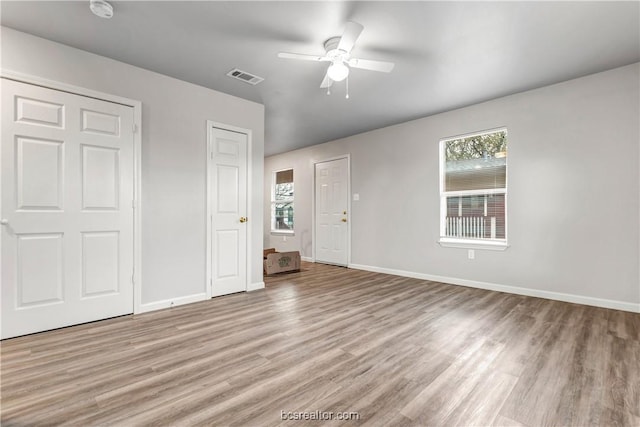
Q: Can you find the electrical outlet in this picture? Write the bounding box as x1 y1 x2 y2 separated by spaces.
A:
468 249 475 260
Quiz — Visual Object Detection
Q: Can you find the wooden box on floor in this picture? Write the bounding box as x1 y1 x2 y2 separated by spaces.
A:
263 249 301 275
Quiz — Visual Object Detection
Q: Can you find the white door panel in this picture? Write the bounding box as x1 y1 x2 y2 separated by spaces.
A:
16 233 64 306
15 96 65 128
16 137 64 210
1 78 135 339
81 109 121 136
82 145 120 210
81 231 120 297
210 127 247 297
315 158 349 266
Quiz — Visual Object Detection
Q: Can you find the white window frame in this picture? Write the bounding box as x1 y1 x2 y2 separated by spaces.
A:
438 128 509 251
271 168 294 235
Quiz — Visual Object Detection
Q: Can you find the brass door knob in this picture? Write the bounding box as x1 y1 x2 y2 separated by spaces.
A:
239 217 247 223
341 218 347 222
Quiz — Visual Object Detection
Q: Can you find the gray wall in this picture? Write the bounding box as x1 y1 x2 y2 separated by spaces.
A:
265 63 640 310
2 27 265 307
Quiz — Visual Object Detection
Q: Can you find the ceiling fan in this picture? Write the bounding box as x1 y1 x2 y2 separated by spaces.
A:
278 22 395 96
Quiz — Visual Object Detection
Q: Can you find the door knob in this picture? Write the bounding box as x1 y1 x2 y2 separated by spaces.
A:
239 217 247 223
0 219 8 225
341 218 347 223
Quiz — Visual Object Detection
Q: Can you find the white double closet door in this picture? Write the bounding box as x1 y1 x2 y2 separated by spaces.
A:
1 78 135 339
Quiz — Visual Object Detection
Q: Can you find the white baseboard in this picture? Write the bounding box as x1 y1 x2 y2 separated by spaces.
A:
348 263 640 313
137 282 265 314
301 256 314 262
248 281 265 292
137 292 208 314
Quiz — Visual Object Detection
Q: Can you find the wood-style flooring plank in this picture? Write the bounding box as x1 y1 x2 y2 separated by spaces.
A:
2 261 639 426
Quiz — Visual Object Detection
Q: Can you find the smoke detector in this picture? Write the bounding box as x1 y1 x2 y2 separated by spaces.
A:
90 0 113 19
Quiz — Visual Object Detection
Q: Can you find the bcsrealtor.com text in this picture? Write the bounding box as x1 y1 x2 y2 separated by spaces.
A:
281 410 360 421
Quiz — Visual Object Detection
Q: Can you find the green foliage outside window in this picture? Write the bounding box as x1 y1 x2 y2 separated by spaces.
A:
445 130 507 161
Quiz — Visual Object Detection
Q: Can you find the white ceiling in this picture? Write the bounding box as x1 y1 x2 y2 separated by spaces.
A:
2 1 639 156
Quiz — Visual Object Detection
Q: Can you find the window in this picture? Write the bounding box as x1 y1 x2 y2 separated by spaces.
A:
271 169 294 233
439 129 507 249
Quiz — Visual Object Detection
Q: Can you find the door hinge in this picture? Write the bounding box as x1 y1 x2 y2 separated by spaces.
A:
131 274 135 285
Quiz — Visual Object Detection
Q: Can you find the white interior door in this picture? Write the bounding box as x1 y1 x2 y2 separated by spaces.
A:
209 126 248 297
1 78 135 339
315 157 349 266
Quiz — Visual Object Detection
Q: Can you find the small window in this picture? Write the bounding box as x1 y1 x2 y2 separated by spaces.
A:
271 169 294 233
439 129 507 248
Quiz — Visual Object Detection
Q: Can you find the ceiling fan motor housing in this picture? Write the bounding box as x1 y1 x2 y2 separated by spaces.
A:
324 37 349 63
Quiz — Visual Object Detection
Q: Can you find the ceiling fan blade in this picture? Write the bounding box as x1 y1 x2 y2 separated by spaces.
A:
337 21 364 53
320 72 334 88
278 52 329 62
348 58 395 73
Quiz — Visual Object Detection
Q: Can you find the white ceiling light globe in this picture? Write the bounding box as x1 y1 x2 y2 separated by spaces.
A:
327 61 349 82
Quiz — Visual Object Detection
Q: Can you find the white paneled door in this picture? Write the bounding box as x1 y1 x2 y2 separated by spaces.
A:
315 157 349 266
1 79 135 339
210 127 248 296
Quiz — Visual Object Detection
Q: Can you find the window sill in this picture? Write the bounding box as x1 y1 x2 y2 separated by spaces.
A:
438 238 509 251
271 230 295 236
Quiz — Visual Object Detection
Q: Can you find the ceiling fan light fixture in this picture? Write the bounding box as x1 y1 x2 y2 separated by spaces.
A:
90 0 113 19
327 61 349 82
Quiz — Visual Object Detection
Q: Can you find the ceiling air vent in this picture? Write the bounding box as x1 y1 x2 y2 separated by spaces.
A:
226 68 264 85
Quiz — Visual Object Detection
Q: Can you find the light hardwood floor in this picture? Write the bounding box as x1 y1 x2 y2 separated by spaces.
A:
1 262 639 426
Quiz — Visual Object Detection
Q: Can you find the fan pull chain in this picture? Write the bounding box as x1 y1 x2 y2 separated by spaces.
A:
345 76 350 99
327 86 331 96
